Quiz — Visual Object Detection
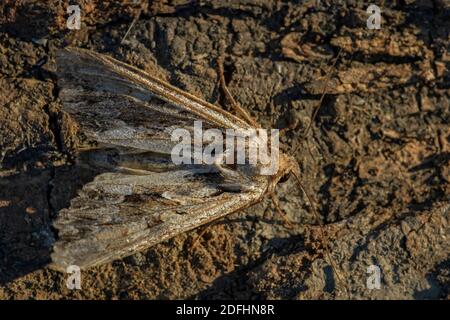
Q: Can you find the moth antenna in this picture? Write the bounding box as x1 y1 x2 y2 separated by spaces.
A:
291 48 342 156
120 4 142 45
291 169 345 290
270 194 294 229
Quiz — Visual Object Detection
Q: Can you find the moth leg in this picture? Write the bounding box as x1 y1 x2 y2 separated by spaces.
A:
120 3 142 44
217 57 260 128
270 194 295 229
188 222 216 251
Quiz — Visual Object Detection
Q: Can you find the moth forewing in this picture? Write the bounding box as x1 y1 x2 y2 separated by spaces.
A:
50 170 267 271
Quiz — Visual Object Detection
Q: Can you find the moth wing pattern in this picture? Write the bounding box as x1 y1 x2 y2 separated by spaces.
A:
52 48 268 270
51 169 267 271
56 47 252 154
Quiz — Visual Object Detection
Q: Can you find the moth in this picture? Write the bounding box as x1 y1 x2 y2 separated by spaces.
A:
51 47 306 271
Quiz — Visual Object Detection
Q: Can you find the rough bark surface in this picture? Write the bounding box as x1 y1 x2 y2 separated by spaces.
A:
0 0 449 299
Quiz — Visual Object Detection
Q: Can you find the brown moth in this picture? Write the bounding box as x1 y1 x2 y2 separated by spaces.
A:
51 47 304 271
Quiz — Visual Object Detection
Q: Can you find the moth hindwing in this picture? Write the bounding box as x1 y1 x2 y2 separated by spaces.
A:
52 47 297 271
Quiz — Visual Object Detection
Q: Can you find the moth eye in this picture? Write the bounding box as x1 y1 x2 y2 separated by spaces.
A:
279 172 291 183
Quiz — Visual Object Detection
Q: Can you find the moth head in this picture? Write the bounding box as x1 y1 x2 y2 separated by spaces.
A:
271 153 300 188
